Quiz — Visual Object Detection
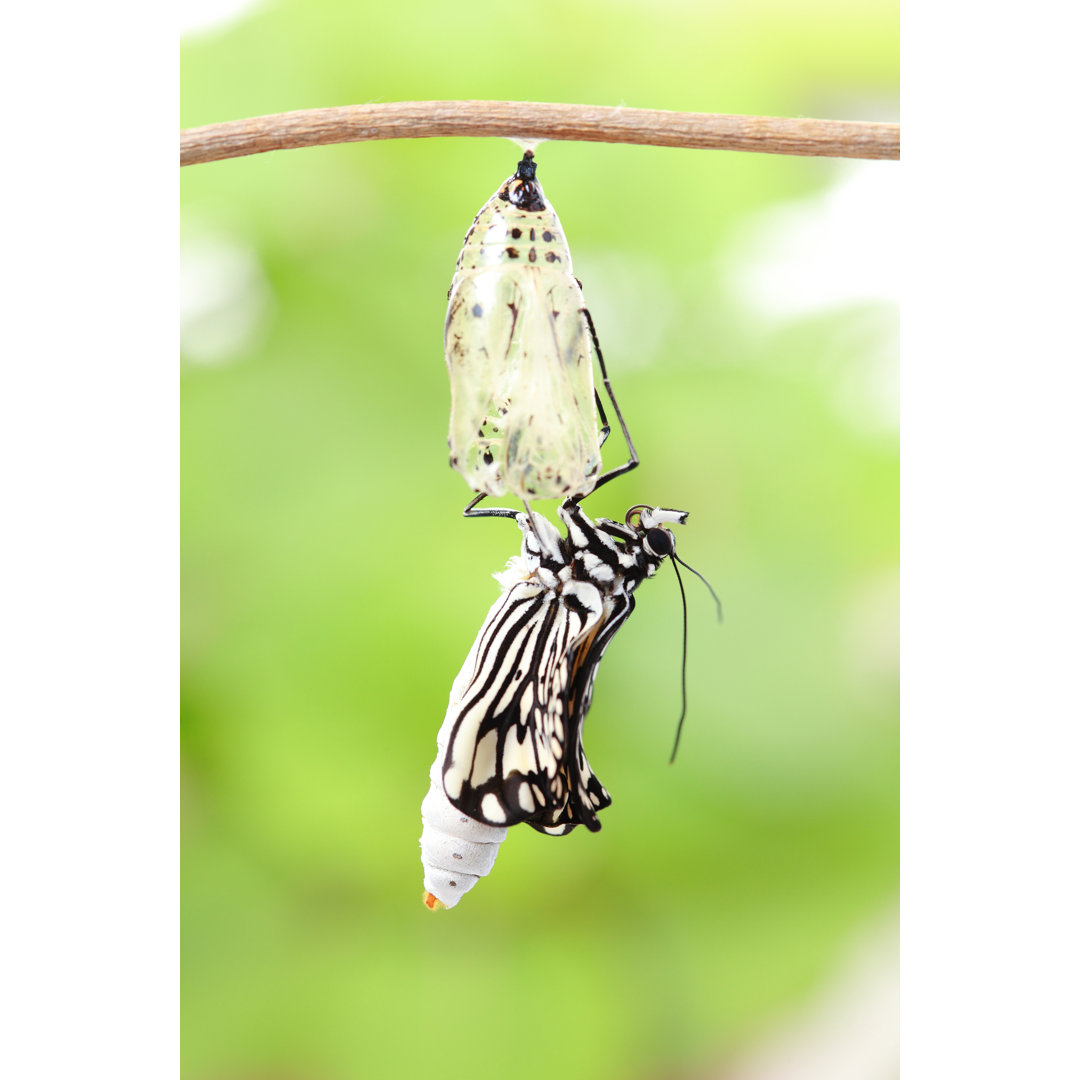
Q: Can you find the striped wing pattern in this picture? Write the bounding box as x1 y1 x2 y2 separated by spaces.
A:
441 500 663 836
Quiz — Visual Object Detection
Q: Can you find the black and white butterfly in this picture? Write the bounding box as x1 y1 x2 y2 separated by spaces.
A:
420 498 690 910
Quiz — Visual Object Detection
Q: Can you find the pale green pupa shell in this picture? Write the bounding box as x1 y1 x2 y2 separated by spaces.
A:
444 152 602 500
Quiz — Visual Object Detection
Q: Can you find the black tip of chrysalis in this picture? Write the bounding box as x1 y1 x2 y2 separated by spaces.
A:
508 151 545 211
515 150 537 181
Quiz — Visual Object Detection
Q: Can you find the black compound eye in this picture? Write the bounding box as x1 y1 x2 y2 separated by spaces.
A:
644 528 674 558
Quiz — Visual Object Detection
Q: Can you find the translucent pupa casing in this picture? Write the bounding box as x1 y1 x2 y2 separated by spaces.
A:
444 152 602 500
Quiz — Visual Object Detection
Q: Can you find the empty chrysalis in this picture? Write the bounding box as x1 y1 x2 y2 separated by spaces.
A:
419 499 694 910
444 150 637 509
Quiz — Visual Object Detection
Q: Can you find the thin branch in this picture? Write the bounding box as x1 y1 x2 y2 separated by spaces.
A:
180 100 899 167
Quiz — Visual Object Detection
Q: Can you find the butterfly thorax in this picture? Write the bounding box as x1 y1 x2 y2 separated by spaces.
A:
516 501 663 600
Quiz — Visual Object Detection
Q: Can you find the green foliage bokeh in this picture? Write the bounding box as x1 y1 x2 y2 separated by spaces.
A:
182 3 899 1078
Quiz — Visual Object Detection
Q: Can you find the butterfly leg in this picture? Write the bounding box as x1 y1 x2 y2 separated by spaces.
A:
594 388 611 450
462 492 519 520
583 307 638 493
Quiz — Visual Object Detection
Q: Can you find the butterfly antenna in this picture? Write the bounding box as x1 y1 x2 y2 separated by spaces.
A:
669 555 689 764
673 552 723 622
668 551 722 764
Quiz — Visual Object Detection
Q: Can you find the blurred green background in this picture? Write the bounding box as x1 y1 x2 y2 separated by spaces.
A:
181 3 898 1078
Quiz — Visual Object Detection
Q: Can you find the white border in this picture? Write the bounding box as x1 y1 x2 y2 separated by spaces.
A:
904 2 1079 1075
1 5 177 1077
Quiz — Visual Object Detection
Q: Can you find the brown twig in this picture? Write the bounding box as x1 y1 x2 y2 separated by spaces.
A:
180 100 899 167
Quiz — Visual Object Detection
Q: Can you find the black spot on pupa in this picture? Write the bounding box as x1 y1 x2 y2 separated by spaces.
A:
529 227 536 241
472 304 483 317
542 230 553 242
528 248 537 263
511 227 522 239
545 251 559 263
483 450 494 465
506 247 520 259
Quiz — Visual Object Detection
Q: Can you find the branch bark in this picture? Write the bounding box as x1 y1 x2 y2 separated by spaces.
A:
180 100 899 167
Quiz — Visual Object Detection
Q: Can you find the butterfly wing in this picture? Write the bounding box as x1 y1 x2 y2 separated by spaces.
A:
442 576 611 833
531 590 637 835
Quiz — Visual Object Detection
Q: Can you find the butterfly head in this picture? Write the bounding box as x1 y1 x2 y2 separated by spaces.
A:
625 505 688 565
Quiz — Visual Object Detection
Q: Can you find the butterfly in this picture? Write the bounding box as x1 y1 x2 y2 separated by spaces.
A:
420 497 692 910
444 150 637 512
